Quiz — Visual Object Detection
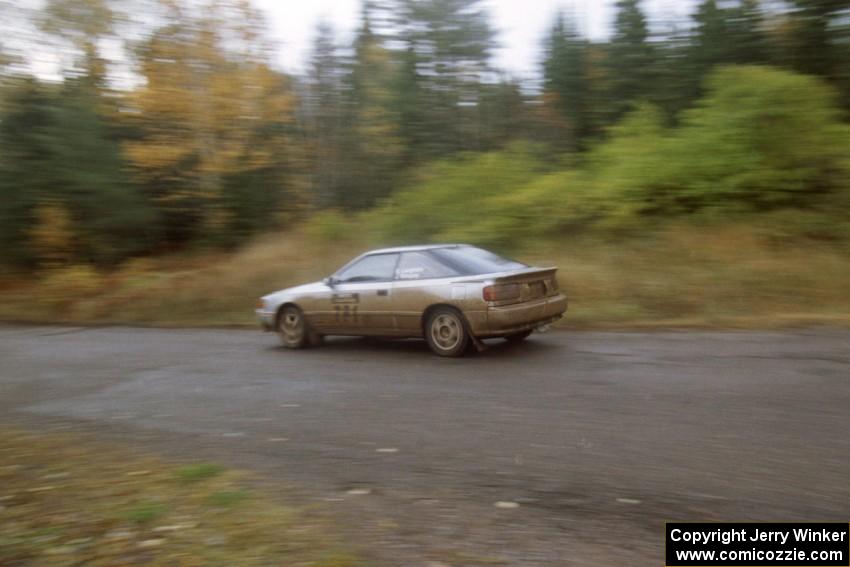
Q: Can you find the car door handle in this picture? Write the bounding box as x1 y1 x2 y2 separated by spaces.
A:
377 289 388 296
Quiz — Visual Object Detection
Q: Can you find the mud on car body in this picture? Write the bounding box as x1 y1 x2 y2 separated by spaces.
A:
257 244 567 357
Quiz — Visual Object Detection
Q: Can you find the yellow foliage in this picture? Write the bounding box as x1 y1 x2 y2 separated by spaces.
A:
29 202 75 267
37 264 103 309
119 0 298 232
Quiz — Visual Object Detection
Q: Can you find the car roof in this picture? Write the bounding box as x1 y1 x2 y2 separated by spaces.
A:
364 244 470 255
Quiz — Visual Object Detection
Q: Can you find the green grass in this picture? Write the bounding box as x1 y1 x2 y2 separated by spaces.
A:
207 490 250 508
175 463 224 483
122 501 168 524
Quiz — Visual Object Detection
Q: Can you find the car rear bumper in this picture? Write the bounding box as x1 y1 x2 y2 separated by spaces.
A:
476 293 567 337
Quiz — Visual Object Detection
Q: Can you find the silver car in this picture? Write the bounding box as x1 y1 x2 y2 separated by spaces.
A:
256 244 567 357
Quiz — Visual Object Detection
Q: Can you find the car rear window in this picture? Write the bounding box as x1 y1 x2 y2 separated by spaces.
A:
429 246 526 275
396 251 460 280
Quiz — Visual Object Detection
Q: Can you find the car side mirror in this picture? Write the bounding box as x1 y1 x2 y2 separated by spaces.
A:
322 276 336 288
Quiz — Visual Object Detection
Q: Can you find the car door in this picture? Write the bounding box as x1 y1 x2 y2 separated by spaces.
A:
321 253 399 335
392 251 460 334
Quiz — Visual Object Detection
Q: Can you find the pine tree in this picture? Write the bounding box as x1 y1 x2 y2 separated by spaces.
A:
0 78 154 268
305 20 348 208
691 0 768 73
606 0 655 122
46 79 155 264
393 44 425 168
787 0 850 87
395 0 496 159
0 79 55 268
542 11 591 151
692 0 730 71
341 8 404 209
477 77 530 149
730 0 768 65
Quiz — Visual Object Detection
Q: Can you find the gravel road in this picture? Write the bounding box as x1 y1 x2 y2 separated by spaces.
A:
2 325 848 565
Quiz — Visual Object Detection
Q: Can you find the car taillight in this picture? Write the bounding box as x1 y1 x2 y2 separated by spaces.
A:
483 283 520 302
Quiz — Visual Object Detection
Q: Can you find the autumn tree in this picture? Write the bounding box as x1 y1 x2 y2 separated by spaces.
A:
29 202 76 267
39 0 117 87
0 0 24 80
123 0 297 246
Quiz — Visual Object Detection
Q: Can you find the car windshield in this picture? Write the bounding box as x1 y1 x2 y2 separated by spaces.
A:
334 253 399 283
429 246 526 275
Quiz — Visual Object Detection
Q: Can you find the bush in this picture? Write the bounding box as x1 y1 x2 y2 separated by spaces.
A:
372 143 548 247
372 66 850 249
438 170 596 249
593 66 850 215
37 264 103 309
303 210 358 244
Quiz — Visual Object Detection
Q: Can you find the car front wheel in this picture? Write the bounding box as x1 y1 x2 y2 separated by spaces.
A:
425 307 470 357
277 305 316 349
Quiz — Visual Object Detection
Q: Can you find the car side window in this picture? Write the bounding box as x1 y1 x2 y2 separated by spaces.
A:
395 252 459 280
335 253 399 283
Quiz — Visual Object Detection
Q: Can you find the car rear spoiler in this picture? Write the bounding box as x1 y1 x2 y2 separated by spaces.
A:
491 267 558 283
450 267 558 284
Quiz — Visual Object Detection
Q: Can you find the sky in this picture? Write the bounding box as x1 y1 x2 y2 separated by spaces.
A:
254 0 698 78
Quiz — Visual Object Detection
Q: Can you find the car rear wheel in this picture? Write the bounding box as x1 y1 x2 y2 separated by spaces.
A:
505 329 533 343
425 307 470 357
277 305 318 349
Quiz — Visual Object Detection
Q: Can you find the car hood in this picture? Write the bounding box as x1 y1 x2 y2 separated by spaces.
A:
263 281 326 303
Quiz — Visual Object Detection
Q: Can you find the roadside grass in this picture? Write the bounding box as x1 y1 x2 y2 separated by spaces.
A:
0 231 363 327
0 223 848 330
122 501 168 524
207 490 251 508
523 223 850 329
0 426 362 566
176 463 224 483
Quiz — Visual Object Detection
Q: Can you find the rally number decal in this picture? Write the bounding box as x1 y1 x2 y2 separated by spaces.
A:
334 305 358 323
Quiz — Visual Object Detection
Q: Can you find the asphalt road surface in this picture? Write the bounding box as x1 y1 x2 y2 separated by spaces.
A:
2 325 849 566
